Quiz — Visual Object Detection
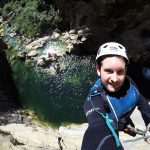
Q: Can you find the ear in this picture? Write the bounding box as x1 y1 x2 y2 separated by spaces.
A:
96 66 101 76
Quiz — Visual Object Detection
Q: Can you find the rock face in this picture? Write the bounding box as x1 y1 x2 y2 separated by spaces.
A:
0 122 86 150
0 45 21 111
0 123 60 150
0 109 149 150
56 0 150 64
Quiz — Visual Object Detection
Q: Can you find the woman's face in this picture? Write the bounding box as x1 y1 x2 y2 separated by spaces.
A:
96 56 127 92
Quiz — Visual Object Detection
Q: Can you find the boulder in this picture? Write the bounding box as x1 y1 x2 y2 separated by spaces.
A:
0 123 86 150
27 50 38 58
26 36 50 50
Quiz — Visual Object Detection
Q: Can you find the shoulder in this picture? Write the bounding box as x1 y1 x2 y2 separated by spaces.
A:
84 80 107 114
89 79 105 95
85 79 106 106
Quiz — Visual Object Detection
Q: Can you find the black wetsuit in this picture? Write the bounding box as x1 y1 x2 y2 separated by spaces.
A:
81 77 150 150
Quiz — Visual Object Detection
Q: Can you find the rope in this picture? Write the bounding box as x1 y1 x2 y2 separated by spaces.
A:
124 127 150 143
124 135 150 143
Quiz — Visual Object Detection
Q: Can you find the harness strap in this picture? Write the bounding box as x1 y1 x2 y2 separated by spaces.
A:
88 95 121 147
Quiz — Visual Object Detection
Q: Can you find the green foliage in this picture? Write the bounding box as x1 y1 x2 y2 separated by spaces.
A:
1 1 19 19
1 0 62 38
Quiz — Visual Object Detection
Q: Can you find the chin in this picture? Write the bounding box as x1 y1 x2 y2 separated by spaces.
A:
107 86 120 93
108 89 116 93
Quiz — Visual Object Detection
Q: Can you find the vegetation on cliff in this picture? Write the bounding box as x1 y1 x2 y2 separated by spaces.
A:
0 0 62 38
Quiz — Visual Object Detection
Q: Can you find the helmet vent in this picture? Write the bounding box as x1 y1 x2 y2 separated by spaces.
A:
103 45 108 48
118 45 123 49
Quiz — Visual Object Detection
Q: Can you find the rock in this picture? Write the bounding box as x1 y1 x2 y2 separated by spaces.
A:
58 123 87 150
70 34 78 40
49 66 57 75
27 50 38 58
0 123 60 150
0 108 149 150
9 32 17 38
67 43 73 50
17 51 27 60
0 122 86 150
69 29 76 34
81 36 87 42
37 58 46 67
61 32 70 41
54 0 150 64
51 32 60 39
77 29 84 35
26 36 50 50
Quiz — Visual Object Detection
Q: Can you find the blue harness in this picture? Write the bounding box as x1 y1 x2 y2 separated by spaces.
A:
87 78 140 147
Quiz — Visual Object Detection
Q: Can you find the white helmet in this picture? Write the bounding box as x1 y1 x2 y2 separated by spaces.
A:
96 42 129 63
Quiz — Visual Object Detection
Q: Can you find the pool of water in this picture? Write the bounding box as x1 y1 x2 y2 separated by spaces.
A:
11 55 96 126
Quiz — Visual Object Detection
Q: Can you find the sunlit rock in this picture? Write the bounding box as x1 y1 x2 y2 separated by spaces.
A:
17 51 27 60
69 29 76 34
26 36 50 50
37 58 46 67
27 50 38 58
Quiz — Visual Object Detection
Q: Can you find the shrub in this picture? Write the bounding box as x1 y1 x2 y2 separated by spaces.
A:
1 0 62 38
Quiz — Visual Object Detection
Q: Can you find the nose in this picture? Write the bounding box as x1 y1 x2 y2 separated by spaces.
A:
111 73 118 83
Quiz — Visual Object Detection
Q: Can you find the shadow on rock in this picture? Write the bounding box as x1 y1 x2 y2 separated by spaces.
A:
0 40 23 124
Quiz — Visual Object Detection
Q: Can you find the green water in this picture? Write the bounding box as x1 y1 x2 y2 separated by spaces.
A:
37 39 68 56
3 27 97 126
11 55 97 126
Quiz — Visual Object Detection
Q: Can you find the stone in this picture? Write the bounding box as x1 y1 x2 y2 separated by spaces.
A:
51 32 60 39
78 29 84 35
26 36 50 50
37 58 46 67
61 32 70 41
17 51 27 60
70 34 78 40
0 108 149 150
27 50 38 57
69 29 76 34
0 123 60 150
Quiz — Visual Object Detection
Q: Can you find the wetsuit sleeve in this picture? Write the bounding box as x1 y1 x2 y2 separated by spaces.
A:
81 96 124 150
128 76 150 126
137 94 150 126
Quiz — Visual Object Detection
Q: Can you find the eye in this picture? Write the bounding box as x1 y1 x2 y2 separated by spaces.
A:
117 69 125 75
105 69 113 74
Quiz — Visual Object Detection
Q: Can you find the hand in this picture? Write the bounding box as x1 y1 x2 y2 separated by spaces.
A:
145 123 150 144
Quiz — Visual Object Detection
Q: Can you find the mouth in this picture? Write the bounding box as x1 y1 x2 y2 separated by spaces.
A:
109 82 118 87
109 83 120 90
